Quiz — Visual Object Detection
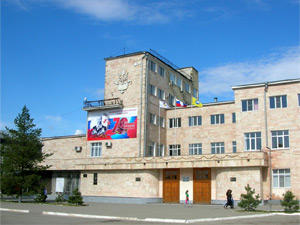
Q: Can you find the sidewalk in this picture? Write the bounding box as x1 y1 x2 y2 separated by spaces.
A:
0 201 287 221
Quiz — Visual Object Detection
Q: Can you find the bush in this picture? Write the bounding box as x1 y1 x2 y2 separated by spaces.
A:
55 193 66 203
238 184 261 211
281 191 299 212
68 188 83 205
34 188 47 203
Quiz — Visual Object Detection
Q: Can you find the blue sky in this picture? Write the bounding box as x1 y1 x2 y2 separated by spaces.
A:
1 0 299 137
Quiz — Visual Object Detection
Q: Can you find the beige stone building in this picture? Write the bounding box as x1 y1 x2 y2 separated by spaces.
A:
42 51 300 204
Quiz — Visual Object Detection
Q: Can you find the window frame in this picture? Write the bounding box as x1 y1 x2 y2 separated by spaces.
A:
188 116 202 126
211 142 225 154
244 132 262 151
189 143 202 155
210 114 225 125
158 66 165 77
232 141 237 153
184 82 191 93
149 113 157 125
271 130 289 149
169 144 181 156
93 173 98 185
150 84 156 96
90 142 102 157
158 88 165 100
149 61 156 72
270 95 287 109
272 169 290 188
169 118 181 128
232 112 236 123
242 98 258 112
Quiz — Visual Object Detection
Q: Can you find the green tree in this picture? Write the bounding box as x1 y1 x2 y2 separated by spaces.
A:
238 184 261 211
281 191 299 212
0 106 51 203
68 188 83 205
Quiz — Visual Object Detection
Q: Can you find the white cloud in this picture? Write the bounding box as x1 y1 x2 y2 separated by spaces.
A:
45 115 62 122
74 129 84 135
198 46 300 96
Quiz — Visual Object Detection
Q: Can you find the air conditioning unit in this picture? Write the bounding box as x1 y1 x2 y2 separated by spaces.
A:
74 146 82 152
105 142 112 147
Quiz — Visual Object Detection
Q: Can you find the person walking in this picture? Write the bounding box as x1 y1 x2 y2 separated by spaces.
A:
185 190 191 207
224 189 234 209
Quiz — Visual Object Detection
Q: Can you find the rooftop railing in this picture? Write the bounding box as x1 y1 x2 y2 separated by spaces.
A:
83 98 123 111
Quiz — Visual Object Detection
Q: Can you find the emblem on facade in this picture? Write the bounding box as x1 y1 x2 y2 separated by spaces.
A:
114 70 132 94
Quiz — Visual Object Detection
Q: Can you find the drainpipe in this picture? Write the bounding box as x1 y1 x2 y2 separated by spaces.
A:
264 82 272 209
139 54 147 157
143 55 149 157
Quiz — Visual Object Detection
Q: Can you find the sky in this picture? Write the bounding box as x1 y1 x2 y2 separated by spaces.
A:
1 0 299 137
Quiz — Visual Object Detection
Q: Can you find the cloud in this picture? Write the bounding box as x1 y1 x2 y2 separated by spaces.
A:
198 46 300 97
74 129 84 135
45 115 62 122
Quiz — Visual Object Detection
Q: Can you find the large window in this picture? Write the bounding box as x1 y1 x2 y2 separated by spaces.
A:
147 142 155 157
157 144 164 157
189 116 202 126
189 143 202 155
169 118 181 128
158 66 165 77
244 132 261 151
271 130 289 149
91 142 102 157
211 114 225 124
150 113 157 125
211 142 225 154
176 76 182 89
242 99 258 112
170 73 175 84
150 84 156 96
169 144 181 156
158 89 165 100
273 169 290 188
149 60 156 72
168 94 175 106
270 95 287 109
159 117 165 128
184 82 191 93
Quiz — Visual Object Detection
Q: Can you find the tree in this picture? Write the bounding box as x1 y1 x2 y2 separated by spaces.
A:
281 191 299 212
68 188 83 205
0 106 51 202
238 184 261 211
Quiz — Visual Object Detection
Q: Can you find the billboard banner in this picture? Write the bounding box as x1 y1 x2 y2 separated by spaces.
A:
87 108 137 141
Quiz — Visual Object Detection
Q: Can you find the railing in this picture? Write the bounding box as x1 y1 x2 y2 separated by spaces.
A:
83 98 123 110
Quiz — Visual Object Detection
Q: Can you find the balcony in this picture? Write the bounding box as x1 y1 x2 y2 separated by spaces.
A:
83 98 123 111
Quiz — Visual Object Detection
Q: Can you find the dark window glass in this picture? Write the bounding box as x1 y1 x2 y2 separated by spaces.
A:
232 113 236 123
221 114 225 124
211 115 215 124
93 173 97 185
282 95 287 108
270 97 275 108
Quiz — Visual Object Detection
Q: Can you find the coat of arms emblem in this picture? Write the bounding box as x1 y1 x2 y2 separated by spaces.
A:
114 70 132 94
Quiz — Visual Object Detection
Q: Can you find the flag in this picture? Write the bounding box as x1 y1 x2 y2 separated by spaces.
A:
192 97 203 107
159 100 171 109
176 98 187 107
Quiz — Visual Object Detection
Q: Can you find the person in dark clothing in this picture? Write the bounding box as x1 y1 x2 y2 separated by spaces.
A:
224 189 234 208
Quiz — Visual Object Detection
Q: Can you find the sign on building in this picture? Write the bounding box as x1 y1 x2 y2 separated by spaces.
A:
87 108 137 141
55 177 64 193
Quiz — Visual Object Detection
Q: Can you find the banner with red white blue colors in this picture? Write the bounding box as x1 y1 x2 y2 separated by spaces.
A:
87 108 137 140
176 98 187 107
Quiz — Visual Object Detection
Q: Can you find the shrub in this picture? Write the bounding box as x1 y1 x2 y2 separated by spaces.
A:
238 184 261 211
281 191 299 212
55 193 66 203
34 188 47 203
68 188 83 205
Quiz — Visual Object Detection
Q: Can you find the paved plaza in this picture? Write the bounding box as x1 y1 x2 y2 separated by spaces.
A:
1 201 299 225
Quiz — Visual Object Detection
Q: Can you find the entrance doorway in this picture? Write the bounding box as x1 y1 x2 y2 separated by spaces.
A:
163 169 180 203
193 168 211 204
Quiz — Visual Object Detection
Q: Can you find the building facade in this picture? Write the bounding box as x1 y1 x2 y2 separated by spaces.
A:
42 51 300 204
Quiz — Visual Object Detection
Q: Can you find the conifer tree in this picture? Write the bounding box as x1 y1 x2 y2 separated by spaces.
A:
281 191 299 212
0 106 51 202
238 184 261 211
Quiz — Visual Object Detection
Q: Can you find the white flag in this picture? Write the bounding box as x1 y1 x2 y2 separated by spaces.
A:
159 100 170 109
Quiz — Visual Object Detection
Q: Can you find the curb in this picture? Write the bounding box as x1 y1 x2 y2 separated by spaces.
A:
0 208 30 213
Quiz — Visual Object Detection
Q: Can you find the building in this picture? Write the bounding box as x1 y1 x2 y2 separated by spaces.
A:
42 51 300 204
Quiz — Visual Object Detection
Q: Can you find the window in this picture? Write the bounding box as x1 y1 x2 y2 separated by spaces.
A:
242 99 258 112
170 73 175 84
211 114 225 124
157 144 164 156
273 169 290 188
176 76 182 89
244 132 261 151
169 118 181 128
211 142 225 154
150 113 157 125
232 113 236 123
169 144 181 156
159 117 165 128
159 66 165 77
271 130 289 149
189 116 202 126
168 94 175 106
149 61 156 72
189 143 202 155
158 89 165 100
91 142 102 157
232 141 237 153
298 94 300 106
270 95 287 109
184 82 191 93
93 173 97 185
147 142 155 157
150 84 156 96
193 88 198 98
